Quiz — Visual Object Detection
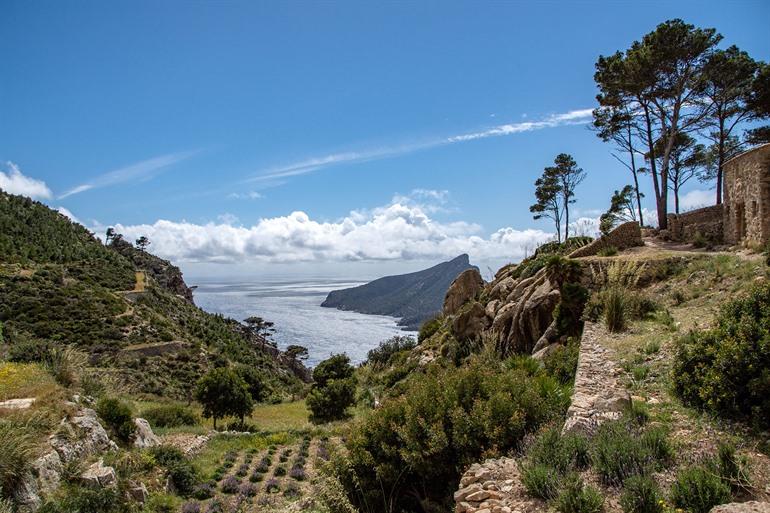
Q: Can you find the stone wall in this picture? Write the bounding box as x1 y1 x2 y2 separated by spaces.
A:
666 204 724 243
723 143 770 246
562 322 629 436
569 221 643 258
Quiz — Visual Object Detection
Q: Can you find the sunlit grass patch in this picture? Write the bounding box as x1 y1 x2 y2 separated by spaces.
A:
0 362 58 401
192 432 294 479
248 400 312 432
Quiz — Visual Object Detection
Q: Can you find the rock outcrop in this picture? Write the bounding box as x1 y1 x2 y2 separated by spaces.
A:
711 503 770 513
444 268 485 316
80 459 117 488
133 418 161 448
454 458 545 513
569 221 643 258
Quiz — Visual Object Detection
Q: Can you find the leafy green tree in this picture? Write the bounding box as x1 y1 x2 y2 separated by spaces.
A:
135 236 151 252
195 367 253 429
746 62 770 144
552 153 585 240
600 185 638 234
234 364 270 403
306 354 355 423
700 45 760 203
530 165 563 243
595 19 721 228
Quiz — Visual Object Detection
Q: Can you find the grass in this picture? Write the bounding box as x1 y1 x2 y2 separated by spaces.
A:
248 400 312 432
0 362 59 401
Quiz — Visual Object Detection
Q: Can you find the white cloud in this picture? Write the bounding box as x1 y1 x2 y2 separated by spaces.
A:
246 108 593 183
228 191 264 200
56 207 81 224
110 195 557 264
0 162 53 199
60 150 199 199
679 189 715 211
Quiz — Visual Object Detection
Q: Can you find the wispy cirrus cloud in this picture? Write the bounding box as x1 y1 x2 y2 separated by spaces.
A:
245 108 593 184
60 150 199 199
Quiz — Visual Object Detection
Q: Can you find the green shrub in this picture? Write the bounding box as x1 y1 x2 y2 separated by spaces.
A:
542 339 580 385
626 400 650 427
418 317 443 343
145 493 177 513
714 443 751 493
37 485 127 513
96 397 135 443
149 445 185 466
366 336 417 368
307 354 356 423
670 466 731 513
672 283 770 427
525 426 589 474
340 361 569 512
604 287 627 332
167 460 198 496
142 404 199 428
555 474 603 513
591 421 671 486
520 463 560 499
692 232 708 248
619 475 662 513
554 283 589 337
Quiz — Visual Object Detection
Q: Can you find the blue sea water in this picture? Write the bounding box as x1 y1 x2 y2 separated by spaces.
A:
192 277 408 366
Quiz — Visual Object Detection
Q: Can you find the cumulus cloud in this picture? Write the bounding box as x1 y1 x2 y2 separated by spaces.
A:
0 162 53 199
679 189 715 211
110 195 561 264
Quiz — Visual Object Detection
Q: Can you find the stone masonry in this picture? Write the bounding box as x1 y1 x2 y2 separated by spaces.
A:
667 204 724 243
569 221 643 258
723 143 770 247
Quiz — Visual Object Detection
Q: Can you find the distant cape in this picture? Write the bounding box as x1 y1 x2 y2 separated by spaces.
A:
321 254 477 330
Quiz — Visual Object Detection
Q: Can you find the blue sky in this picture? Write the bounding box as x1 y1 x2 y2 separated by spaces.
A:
1 0 768 276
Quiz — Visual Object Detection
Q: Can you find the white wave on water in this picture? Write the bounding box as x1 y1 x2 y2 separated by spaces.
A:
193 277 409 366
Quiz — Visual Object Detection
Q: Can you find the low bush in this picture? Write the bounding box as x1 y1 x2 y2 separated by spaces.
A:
418 317 443 343
167 459 198 496
520 463 560 499
714 443 751 492
604 287 627 333
542 338 580 385
672 282 770 428
37 485 127 513
274 465 287 476
284 481 301 499
149 445 185 466
670 465 731 513
591 421 671 486
145 494 176 513
181 502 201 513
555 474 603 513
142 404 199 428
239 482 257 497
95 396 135 443
191 483 215 500
340 361 569 512
0 420 35 498
265 478 280 493
619 475 662 513
597 245 618 257
221 476 241 494
289 464 307 481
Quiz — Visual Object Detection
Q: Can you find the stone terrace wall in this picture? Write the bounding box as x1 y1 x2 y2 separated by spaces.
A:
562 322 630 436
667 204 723 243
723 143 770 246
569 221 643 258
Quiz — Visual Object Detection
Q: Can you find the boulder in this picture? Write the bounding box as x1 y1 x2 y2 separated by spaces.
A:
451 302 490 341
127 482 149 503
444 269 485 316
81 459 117 488
133 418 160 448
31 450 63 497
0 398 36 410
12 472 41 512
710 503 770 513
49 408 117 463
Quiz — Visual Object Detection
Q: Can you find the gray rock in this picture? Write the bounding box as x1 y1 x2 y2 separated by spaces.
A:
127 482 149 503
133 418 160 448
50 408 116 463
444 269 485 316
12 472 41 512
0 398 36 410
81 459 117 488
31 451 62 497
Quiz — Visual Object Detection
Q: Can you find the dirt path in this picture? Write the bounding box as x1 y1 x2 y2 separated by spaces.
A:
133 271 145 292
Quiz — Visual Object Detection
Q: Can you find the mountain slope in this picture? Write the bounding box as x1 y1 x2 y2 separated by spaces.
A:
321 254 477 329
0 190 306 398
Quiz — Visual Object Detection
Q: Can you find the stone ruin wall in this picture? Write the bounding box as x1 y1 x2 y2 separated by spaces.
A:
666 204 724 243
568 221 643 258
723 144 770 246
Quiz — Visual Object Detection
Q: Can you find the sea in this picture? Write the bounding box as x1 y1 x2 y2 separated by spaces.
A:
192 277 409 366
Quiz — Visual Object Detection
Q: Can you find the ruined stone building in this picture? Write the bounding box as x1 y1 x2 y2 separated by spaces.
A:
667 143 770 247
723 143 770 246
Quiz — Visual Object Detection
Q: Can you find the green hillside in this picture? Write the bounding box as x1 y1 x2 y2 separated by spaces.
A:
0 190 304 399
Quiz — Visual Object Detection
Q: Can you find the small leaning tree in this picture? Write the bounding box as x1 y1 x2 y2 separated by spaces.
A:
530 153 585 243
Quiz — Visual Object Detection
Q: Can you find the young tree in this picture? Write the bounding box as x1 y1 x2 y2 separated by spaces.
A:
552 153 586 240
599 185 638 234
243 316 276 348
530 166 563 243
592 105 645 226
306 354 356 423
195 367 253 429
700 46 759 203
135 236 151 252
234 364 270 403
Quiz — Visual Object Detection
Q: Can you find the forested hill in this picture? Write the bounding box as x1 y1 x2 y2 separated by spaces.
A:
0 190 306 399
321 254 478 330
